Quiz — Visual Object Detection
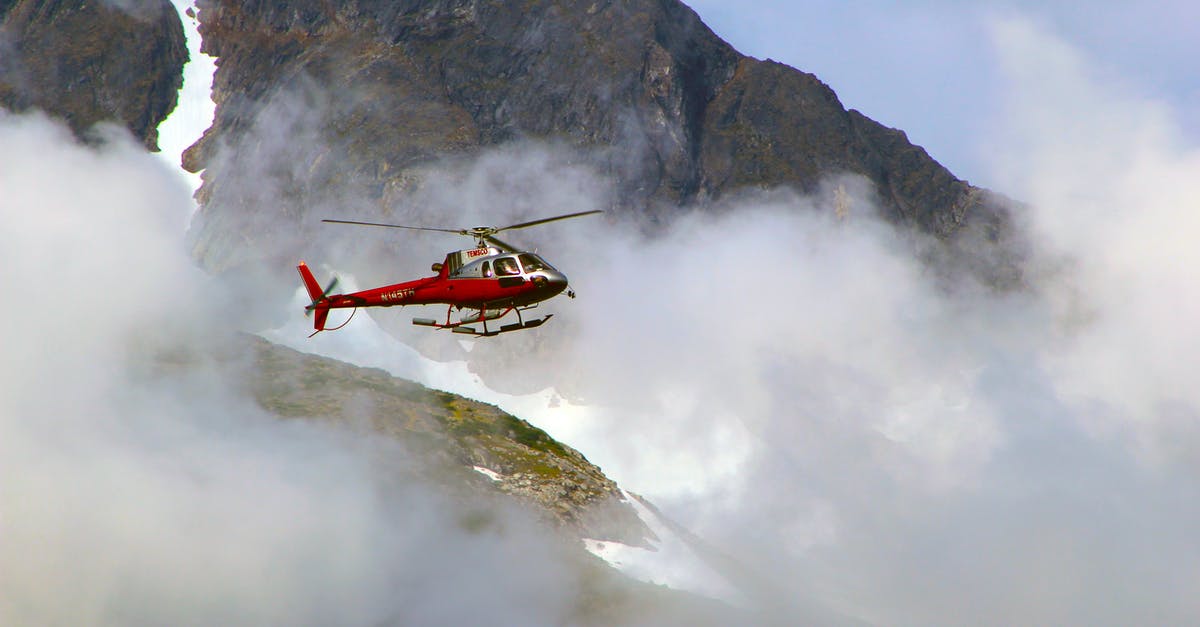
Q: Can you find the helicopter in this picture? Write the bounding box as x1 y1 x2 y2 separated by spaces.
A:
297 209 601 337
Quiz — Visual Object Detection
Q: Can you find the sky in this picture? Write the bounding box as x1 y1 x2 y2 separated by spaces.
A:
8 1 1200 625
686 0 1200 191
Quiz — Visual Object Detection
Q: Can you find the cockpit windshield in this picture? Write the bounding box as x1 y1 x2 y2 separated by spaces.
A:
450 253 556 279
518 253 552 273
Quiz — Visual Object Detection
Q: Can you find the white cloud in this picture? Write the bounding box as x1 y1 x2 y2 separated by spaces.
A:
0 112 589 627
297 16 1200 622
988 16 1200 467
92 4 1200 622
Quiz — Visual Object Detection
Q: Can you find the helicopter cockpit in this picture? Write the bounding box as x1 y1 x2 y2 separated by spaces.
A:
450 252 558 279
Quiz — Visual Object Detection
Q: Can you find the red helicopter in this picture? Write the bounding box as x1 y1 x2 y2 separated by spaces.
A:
297 209 601 337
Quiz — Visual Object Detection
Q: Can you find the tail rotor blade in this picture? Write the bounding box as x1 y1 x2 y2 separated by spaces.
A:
305 276 340 317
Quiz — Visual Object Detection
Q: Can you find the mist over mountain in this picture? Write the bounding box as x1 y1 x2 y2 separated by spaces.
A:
181 0 1017 279
7 1 1200 626
167 0 1025 392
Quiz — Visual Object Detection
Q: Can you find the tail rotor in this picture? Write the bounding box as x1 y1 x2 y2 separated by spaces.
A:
304 276 339 316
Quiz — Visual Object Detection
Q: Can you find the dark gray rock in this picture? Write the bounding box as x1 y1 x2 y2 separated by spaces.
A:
183 0 1019 280
0 0 187 150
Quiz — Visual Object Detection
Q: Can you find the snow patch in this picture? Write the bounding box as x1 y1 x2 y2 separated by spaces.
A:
156 1 217 199
263 292 741 601
581 490 743 604
472 466 503 482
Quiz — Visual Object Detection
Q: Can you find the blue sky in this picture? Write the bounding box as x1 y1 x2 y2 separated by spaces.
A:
686 0 1200 192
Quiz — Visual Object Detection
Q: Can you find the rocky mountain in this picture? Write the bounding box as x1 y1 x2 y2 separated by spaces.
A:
181 0 1017 278
4 2 1027 620
2 0 1024 510
147 333 754 626
238 334 649 544
0 0 187 150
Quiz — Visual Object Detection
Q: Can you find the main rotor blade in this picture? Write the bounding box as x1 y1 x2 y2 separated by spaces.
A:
484 234 519 252
322 219 463 234
494 210 603 233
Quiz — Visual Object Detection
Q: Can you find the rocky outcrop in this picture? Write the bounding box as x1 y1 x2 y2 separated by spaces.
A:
0 0 187 149
700 59 991 237
236 334 650 544
182 0 1016 275
148 333 752 624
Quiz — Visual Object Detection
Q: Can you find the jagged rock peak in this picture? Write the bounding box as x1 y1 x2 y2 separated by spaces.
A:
184 0 1018 284
0 0 187 150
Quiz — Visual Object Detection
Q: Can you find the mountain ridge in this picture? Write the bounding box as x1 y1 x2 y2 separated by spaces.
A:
233 333 652 545
181 0 1019 280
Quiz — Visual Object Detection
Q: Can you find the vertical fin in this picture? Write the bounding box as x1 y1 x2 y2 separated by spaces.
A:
298 261 329 335
297 262 323 302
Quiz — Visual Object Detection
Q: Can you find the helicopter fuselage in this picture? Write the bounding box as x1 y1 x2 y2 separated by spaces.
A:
302 209 599 337
300 247 568 322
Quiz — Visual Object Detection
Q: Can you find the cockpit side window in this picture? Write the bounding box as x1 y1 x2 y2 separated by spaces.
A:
494 257 520 276
482 261 493 278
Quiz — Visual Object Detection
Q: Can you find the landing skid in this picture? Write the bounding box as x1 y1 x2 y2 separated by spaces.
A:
454 315 552 337
412 304 552 337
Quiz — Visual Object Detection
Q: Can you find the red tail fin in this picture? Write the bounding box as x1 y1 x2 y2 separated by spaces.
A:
298 261 323 302
297 261 330 335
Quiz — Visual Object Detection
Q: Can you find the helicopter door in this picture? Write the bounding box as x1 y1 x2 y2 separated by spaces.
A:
494 256 524 288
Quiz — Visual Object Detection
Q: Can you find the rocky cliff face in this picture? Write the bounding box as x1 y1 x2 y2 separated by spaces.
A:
182 0 1016 277
147 333 749 624
0 0 187 150
235 334 650 545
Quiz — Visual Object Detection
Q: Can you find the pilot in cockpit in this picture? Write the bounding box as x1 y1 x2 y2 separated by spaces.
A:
494 257 520 276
